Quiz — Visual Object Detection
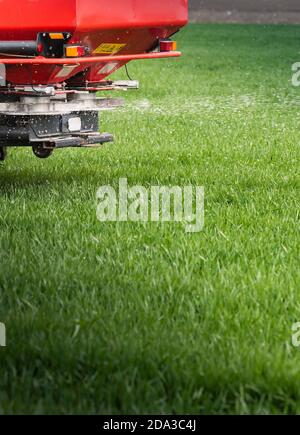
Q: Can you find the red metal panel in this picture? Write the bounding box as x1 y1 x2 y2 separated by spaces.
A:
75 0 188 30
0 0 76 39
0 0 187 37
0 0 188 85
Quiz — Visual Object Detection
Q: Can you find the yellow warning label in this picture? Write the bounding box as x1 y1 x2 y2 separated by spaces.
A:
93 43 126 55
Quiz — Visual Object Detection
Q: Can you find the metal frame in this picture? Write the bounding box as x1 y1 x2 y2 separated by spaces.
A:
0 51 181 66
0 91 124 151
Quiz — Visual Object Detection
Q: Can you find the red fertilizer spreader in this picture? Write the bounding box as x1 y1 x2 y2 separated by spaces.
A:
0 0 188 160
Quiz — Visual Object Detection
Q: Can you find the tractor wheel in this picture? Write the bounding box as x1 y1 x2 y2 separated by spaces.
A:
32 144 53 159
0 146 7 161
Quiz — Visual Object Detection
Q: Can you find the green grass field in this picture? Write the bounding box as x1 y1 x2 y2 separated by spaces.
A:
0 24 300 415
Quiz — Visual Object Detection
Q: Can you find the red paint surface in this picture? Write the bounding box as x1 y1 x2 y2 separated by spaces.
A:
0 0 188 85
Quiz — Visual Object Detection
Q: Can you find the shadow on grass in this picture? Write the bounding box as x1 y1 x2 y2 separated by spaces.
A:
0 164 113 194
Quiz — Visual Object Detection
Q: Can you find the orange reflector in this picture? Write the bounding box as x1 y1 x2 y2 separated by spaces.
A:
49 33 65 40
65 45 86 58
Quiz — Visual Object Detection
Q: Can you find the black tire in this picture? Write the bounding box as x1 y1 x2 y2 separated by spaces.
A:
32 144 53 159
0 146 7 161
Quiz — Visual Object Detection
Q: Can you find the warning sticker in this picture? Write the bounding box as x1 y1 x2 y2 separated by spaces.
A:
93 43 126 55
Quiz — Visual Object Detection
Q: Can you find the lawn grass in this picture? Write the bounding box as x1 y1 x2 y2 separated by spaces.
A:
0 23 300 415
